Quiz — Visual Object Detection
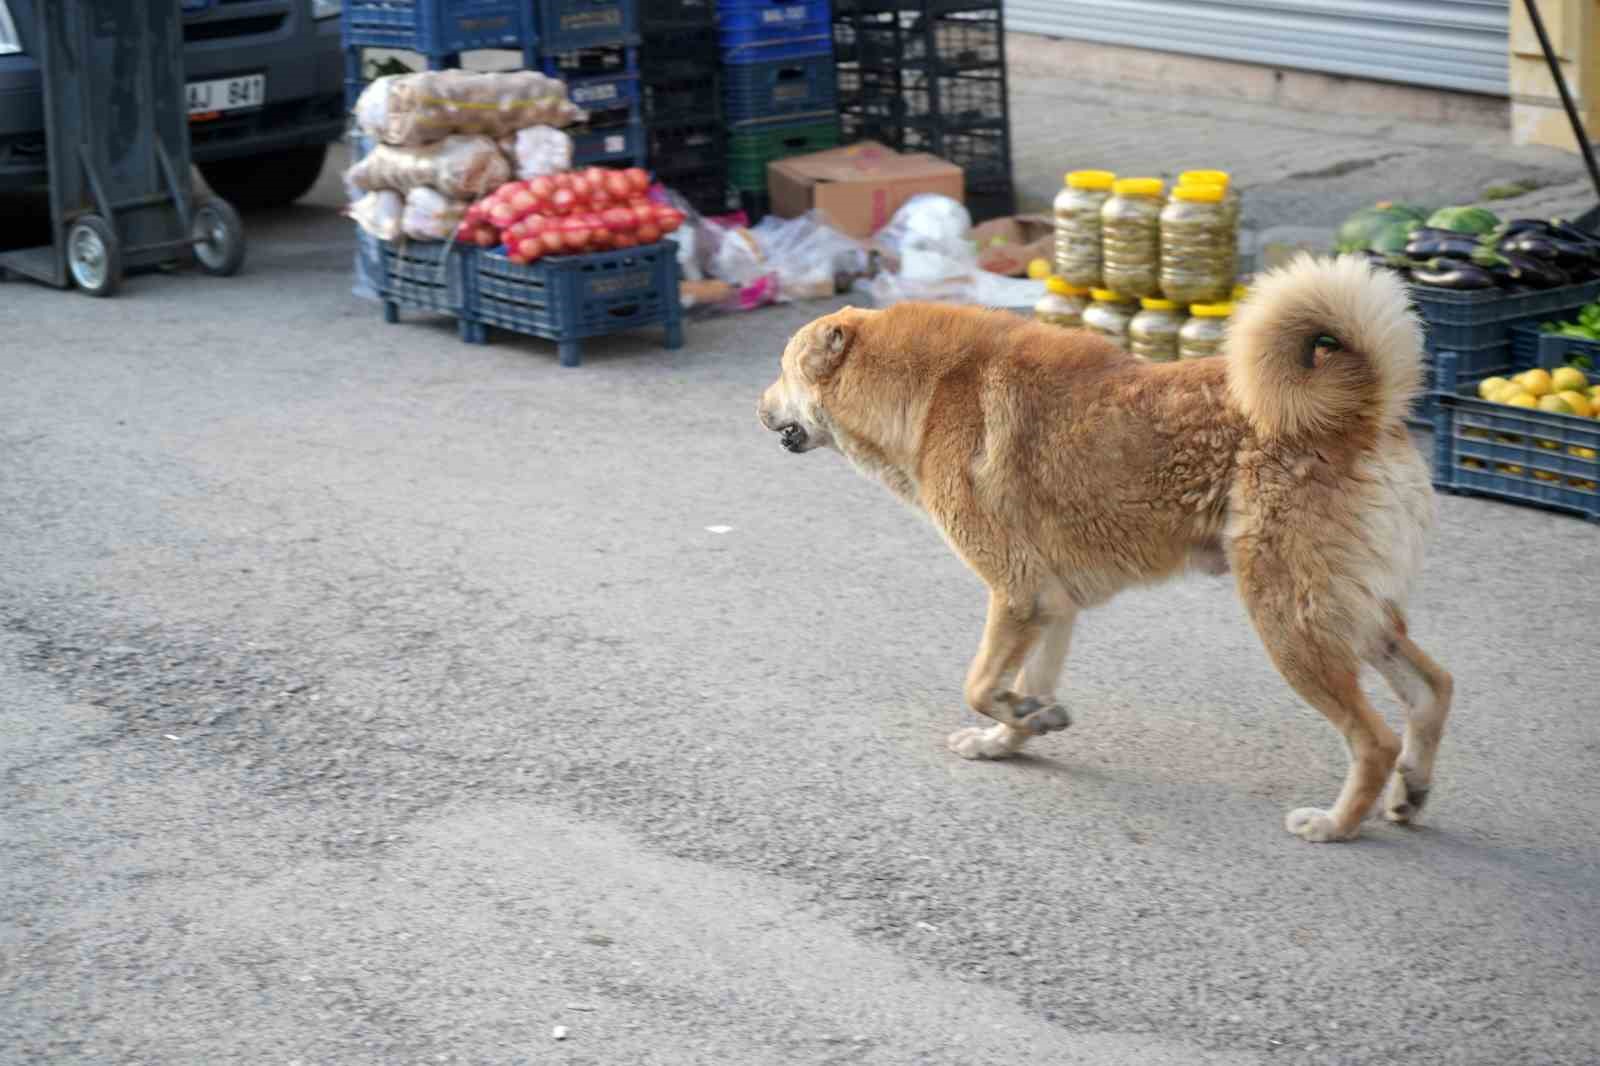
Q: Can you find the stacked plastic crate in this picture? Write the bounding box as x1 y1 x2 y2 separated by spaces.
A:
719 0 841 221
832 0 1014 221
535 0 645 168
639 0 730 217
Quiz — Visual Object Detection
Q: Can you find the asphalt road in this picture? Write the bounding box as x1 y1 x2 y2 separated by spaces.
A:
2 185 1599 1066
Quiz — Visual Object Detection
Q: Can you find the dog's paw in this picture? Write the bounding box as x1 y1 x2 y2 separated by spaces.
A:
1285 807 1353 843
1383 773 1430 824
1014 697 1071 736
947 724 1027 760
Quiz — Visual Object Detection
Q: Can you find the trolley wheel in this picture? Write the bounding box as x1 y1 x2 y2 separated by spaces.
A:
192 198 246 277
67 215 122 298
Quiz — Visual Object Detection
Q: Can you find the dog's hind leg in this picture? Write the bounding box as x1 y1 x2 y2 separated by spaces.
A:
948 607 1078 760
1367 610 1453 825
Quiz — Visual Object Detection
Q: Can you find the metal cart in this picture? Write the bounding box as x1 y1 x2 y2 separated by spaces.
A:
0 0 245 297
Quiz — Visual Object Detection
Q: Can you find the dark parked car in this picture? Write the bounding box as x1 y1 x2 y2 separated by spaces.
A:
0 0 345 207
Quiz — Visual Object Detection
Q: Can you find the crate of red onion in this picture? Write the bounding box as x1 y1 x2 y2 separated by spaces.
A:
454 165 686 366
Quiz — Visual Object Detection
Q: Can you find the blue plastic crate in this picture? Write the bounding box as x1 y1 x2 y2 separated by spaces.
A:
342 0 531 53
1535 329 1600 370
536 0 639 52
642 0 715 31
1431 351 1600 521
570 118 646 166
357 230 483 344
1410 278 1600 331
720 34 834 64
470 243 683 366
563 68 641 113
724 54 838 124
718 0 831 37
642 76 721 123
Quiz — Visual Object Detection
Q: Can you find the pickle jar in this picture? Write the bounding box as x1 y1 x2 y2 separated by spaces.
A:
1083 288 1138 348
1100 177 1164 299
1129 297 1184 362
1177 168 1241 231
1034 276 1089 329
1052 169 1116 288
1159 182 1234 304
1179 302 1234 360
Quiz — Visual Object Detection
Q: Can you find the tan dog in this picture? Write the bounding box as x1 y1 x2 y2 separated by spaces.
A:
758 254 1452 842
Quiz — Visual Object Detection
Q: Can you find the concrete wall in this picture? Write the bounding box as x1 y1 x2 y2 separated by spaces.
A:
1509 0 1598 151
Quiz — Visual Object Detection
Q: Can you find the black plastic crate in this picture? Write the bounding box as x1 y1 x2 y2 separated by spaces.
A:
963 177 1013 224
471 242 683 367
660 167 734 217
570 118 647 166
536 0 639 51
723 53 838 124
646 121 727 174
642 75 722 123
642 0 716 31
639 27 720 81
841 5 1002 72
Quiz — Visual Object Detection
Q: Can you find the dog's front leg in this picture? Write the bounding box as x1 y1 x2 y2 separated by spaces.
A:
947 592 1072 760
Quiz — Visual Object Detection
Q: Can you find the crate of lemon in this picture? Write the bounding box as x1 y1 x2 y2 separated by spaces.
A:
1434 353 1600 521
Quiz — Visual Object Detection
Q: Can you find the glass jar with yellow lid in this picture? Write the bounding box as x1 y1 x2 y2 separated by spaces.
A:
1034 276 1089 329
1178 168 1241 231
1128 297 1184 362
1082 288 1139 348
1052 169 1116 288
1100 177 1164 299
1179 302 1233 359
1159 182 1235 304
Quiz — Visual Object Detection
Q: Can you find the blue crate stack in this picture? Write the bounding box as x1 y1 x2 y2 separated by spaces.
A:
640 0 730 217
536 0 646 168
831 0 1014 222
718 0 840 221
342 0 539 107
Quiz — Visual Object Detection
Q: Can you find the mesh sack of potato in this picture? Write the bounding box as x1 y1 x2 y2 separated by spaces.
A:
357 70 585 146
345 135 511 201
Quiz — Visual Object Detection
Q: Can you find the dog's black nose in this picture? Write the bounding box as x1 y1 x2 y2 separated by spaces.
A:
780 424 806 451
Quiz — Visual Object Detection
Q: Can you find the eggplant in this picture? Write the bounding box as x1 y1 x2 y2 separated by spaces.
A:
1500 234 1600 269
1410 257 1496 290
1546 218 1600 246
1492 219 1557 242
1499 234 1565 260
1405 234 1482 259
1500 251 1569 288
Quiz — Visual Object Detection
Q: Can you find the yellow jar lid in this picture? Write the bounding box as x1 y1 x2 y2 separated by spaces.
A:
1140 297 1178 311
1091 288 1130 303
1190 302 1235 318
1173 183 1225 203
1065 169 1116 190
1111 177 1164 198
1046 276 1088 296
1179 169 1231 188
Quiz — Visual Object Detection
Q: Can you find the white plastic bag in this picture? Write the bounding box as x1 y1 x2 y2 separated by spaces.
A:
862 193 988 306
500 125 574 179
355 70 585 146
401 187 467 242
344 134 511 200
346 190 403 241
750 210 868 303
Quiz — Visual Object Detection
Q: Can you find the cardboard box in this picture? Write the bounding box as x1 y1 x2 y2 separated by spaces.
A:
767 141 964 238
970 214 1055 276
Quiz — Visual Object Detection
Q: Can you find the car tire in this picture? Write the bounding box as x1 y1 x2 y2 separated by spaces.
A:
198 144 329 210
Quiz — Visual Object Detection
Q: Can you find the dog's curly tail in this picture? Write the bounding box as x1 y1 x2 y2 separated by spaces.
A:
1225 253 1423 441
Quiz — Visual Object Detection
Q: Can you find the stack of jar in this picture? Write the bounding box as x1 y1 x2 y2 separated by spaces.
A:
1035 167 1244 361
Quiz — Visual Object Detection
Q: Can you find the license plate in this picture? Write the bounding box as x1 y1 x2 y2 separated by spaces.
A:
187 74 265 119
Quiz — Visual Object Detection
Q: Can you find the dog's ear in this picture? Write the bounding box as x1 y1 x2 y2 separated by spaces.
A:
801 319 852 381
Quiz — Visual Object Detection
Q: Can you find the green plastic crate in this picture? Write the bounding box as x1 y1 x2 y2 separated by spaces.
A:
727 117 840 191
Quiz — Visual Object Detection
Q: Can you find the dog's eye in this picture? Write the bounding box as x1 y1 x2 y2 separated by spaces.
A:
1315 333 1342 350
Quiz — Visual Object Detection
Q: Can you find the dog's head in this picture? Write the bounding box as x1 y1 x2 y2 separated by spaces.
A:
756 307 866 454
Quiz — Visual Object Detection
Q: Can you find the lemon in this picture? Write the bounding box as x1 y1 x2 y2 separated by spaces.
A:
1533 470 1559 482
1536 438 1560 450
1461 457 1485 469
1539 394 1574 415
1504 392 1538 409
1589 384 1600 398
1489 383 1525 404
1570 446 1599 460
1557 390 1593 417
1478 376 1510 400
1518 369 1554 397
1497 463 1526 475
1551 366 1589 393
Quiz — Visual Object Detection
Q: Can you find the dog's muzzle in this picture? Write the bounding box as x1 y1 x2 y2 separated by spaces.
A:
778 423 808 452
